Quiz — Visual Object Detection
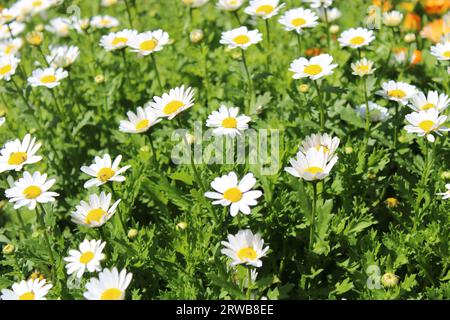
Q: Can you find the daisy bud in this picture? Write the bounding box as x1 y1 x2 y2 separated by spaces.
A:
127 228 138 239
298 84 310 93
80 20 91 31
2 243 15 255
190 29 204 44
176 221 188 231
404 33 416 43
26 31 44 46
29 271 45 281
330 24 340 34
381 272 399 288
95 74 105 84
440 171 450 180
383 11 403 27
34 24 44 32
344 146 353 154
385 197 399 208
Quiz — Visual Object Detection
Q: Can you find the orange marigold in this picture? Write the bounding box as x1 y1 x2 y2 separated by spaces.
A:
403 12 422 31
421 18 450 42
372 0 393 12
422 0 450 15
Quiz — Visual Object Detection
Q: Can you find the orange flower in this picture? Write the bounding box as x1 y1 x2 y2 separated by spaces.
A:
372 0 392 12
305 48 323 57
422 0 450 15
411 49 422 64
393 48 422 65
421 18 450 42
403 12 422 31
399 1 417 12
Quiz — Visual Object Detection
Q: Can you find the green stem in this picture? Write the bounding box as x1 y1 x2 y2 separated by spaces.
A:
108 185 128 237
37 46 50 68
241 49 253 115
313 80 325 131
309 182 317 252
246 268 252 300
37 204 56 283
393 102 399 151
296 32 302 56
264 19 271 69
324 7 331 53
232 10 241 25
147 132 158 165
124 0 134 28
363 77 371 152
151 53 163 92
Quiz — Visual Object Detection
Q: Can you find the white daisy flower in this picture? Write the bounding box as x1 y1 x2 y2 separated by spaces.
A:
285 147 338 181
84 267 133 300
430 41 450 61
27 0 52 16
128 30 170 56
278 8 319 33
70 192 121 228
81 154 131 188
351 58 376 77
5 171 59 210
304 0 333 9
0 134 42 173
101 0 120 7
27 67 68 88
289 53 338 80
437 184 450 200
119 106 162 133
90 15 120 29
205 172 263 217
404 109 449 142
100 29 138 51
46 45 80 68
244 0 286 20
0 38 23 56
356 102 390 122
219 26 263 50
217 0 244 11
338 27 375 49
182 0 210 8
45 17 72 37
377 80 418 105
221 229 269 267
383 10 403 27
64 239 106 278
0 21 25 40
409 91 450 112
316 7 341 22
299 133 340 160
0 279 52 300
206 105 251 137
147 85 195 120
0 7 19 24
0 54 20 81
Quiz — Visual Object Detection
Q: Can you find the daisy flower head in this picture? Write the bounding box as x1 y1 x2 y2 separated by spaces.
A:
27 67 68 88
299 133 340 160
5 171 59 210
0 7 19 24
80 154 131 188
217 0 245 11
0 134 42 173
0 21 25 40
383 10 403 27
45 17 72 37
430 41 450 61
148 85 195 120
356 102 390 122
278 8 319 33
409 91 450 112
182 0 210 8
220 26 263 50
304 0 333 9
338 27 375 49
437 184 450 200
0 38 23 56
70 192 121 228
64 239 106 278
25 0 53 16
351 58 376 77
90 15 120 29
377 80 418 105
244 0 286 20
221 229 269 267
404 108 449 142
119 106 162 133
205 172 263 216
206 105 251 137
100 29 138 51
316 7 341 22
1 279 52 300
84 267 132 300
0 54 20 81
128 30 170 56
285 147 338 181
46 45 80 68
289 53 338 80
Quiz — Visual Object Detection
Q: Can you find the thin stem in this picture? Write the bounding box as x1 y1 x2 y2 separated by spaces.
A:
309 182 317 252
121 49 130 85
232 10 241 25
363 77 371 146
124 0 134 28
151 53 163 92
264 19 271 69
109 185 128 237
393 102 399 151
324 7 331 53
241 49 253 115
296 32 302 56
37 204 56 283
37 46 51 68
313 80 326 131
246 268 252 300
147 132 158 165
16 211 26 239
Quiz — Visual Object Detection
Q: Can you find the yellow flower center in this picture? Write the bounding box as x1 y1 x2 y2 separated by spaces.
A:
443 51 450 58
356 65 370 73
221 117 237 128
101 288 123 300
256 5 274 15
163 100 184 115
112 37 128 46
79 251 95 264
304 64 323 76
292 18 306 27
237 247 257 261
19 292 35 300
8 151 28 165
388 89 406 99
350 36 366 45
305 166 324 175
0 64 12 75
418 120 435 133
85 208 107 224
135 119 150 130
22 185 42 199
32 0 42 7
97 167 115 182
421 103 435 110
233 35 250 45
40 75 57 83
139 39 158 51
223 187 243 202
100 18 111 26
315 145 330 153
4 45 14 55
